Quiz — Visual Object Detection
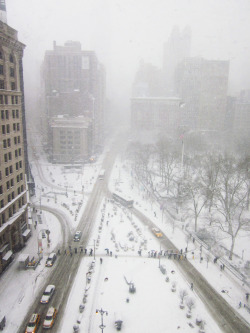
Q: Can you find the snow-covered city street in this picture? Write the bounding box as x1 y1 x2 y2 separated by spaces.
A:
0 146 249 332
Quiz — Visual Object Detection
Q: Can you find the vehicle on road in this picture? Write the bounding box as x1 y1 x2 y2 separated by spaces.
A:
98 169 105 180
74 231 82 242
152 227 163 238
40 285 55 304
25 313 40 333
43 307 57 329
112 192 134 208
46 253 57 267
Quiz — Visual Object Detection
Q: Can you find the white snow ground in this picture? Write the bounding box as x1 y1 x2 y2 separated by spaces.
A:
0 150 249 333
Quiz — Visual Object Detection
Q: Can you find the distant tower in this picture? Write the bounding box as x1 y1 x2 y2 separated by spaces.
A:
0 0 7 23
163 26 191 96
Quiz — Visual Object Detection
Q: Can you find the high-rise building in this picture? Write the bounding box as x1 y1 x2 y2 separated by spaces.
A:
0 2 31 273
233 90 250 144
163 26 191 96
42 41 106 162
175 57 229 133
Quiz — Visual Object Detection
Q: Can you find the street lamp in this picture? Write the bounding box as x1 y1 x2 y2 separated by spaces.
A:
96 308 108 333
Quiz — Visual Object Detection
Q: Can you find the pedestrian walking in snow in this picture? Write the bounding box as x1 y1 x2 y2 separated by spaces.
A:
84 248 87 254
191 282 193 290
100 258 103 264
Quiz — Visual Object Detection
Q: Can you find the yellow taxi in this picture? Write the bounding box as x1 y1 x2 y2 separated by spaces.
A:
25 313 40 333
152 227 163 238
43 307 57 329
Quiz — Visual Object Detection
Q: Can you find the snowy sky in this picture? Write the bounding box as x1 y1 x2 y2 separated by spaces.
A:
6 0 250 115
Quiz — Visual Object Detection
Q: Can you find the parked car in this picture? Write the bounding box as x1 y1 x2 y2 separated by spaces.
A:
25 313 40 333
40 285 55 304
74 231 82 242
46 253 57 267
43 307 57 329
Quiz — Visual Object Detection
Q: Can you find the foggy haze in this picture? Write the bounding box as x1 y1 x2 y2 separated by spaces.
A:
6 0 250 120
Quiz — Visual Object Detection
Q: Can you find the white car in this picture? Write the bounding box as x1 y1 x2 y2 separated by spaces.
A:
40 285 55 304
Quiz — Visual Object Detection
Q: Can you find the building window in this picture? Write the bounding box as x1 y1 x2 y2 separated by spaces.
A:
14 137 17 145
19 161 22 168
1 110 4 119
10 178 14 187
4 153 8 163
15 96 18 104
11 96 14 104
18 148 21 156
0 80 4 89
9 165 13 174
0 51 2 59
8 194 11 202
8 152 12 160
10 67 14 77
11 82 16 90
6 124 10 133
5 110 9 119
9 207 12 218
5 167 9 177
17 123 20 131
2 125 5 135
15 162 18 170
0 185 2 195
1 212 5 224
3 139 7 148
0 200 4 208
12 109 15 118
6 181 9 190
16 110 19 118
13 123 16 131
9 54 14 63
17 187 20 195
7 138 11 147
0 95 3 104
0 65 3 75
4 95 8 104
17 175 19 182
11 191 14 199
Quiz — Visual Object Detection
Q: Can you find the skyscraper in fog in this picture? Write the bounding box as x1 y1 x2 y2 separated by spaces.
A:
163 26 191 96
42 41 106 163
0 1 31 273
175 57 229 133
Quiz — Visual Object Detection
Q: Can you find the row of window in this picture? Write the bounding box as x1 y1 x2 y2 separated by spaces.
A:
1 109 20 120
3 149 22 163
0 52 14 63
0 95 19 105
1 123 20 135
2 136 21 149
4 160 22 177
0 80 16 90
0 197 25 226
0 177 21 195
0 64 15 77
0 185 24 204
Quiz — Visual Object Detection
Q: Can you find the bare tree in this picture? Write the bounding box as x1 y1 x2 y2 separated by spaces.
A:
179 289 188 304
187 177 208 232
201 153 222 213
213 156 249 260
186 297 195 312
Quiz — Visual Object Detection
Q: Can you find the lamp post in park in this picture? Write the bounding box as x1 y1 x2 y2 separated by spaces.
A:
96 308 108 333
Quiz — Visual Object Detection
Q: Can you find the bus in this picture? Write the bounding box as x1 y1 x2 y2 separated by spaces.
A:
98 169 105 180
112 192 134 208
